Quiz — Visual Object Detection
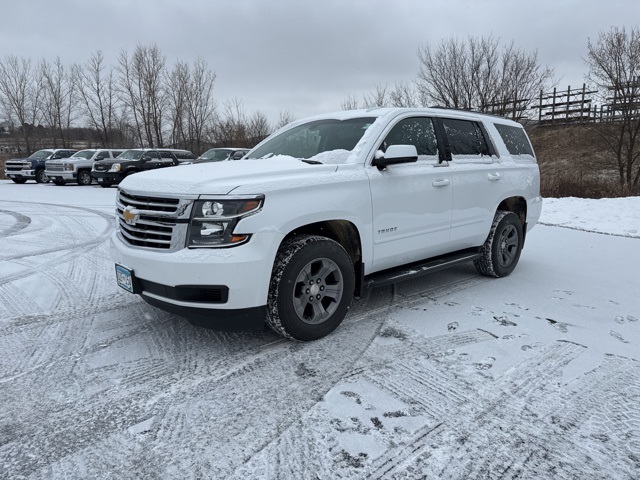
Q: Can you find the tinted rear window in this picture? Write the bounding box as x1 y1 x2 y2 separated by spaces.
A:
494 123 534 157
442 118 490 156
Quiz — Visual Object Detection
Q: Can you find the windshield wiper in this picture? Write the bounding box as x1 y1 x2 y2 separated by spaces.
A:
301 159 322 165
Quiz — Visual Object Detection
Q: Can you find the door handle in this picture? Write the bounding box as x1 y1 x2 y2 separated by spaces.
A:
432 179 450 187
488 172 501 181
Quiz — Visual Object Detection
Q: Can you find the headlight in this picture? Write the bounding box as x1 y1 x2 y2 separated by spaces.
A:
64 163 74 171
187 195 264 248
108 163 121 172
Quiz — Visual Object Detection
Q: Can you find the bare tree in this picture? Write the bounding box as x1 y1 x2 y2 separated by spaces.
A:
117 44 168 147
166 60 190 149
274 110 295 130
586 26 640 188
247 111 270 144
40 57 77 148
417 36 553 120
185 58 217 153
73 51 123 147
0 56 45 153
341 94 360 111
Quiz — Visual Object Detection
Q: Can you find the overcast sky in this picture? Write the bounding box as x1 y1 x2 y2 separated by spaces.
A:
1 0 638 126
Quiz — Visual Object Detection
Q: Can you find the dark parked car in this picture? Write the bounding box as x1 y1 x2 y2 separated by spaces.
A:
181 147 249 165
91 148 194 187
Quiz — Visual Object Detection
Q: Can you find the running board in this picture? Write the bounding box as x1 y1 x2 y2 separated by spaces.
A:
363 249 481 290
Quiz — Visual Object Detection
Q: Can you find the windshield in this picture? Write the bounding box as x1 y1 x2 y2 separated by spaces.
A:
29 150 54 159
116 149 144 160
246 117 376 164
200 149 232 161
71 150 96 159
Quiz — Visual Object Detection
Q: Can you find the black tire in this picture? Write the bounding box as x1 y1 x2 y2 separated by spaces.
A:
98 182 113 188
11 178 27 184
267 235 355 341
35 169 49 184
77 170 92 186
475 211 523 278
52 179 66 186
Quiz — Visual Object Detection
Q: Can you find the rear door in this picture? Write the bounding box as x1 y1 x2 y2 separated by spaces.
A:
439 116 507 249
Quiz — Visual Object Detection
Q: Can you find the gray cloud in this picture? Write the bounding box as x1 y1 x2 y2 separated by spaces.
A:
1 0 638 124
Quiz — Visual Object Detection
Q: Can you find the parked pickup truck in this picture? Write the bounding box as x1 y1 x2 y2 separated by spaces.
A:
4 148 77 183
110 107 543 341
92 148 194 187
45 148 124 185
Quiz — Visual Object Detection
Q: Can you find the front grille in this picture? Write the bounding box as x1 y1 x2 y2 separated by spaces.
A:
93 163 110 172
5 161 25 172
46 162 64 172
116 189 194 251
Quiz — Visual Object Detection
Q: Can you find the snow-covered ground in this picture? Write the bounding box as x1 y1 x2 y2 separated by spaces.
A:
0 180 639 479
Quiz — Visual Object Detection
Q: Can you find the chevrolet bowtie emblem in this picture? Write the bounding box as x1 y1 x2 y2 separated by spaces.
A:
122 206 140 225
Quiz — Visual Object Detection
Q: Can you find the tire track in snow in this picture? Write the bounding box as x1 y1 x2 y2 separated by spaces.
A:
0 209 31 237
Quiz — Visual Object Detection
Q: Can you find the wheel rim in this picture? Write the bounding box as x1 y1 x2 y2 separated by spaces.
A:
79 172 90 185
497 224 519 267
292 257 344 325
37 170 48 183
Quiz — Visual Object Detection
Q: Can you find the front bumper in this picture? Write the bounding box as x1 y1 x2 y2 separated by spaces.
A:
45 170 76 181
110 229 284 331
92 171 125 184
4 169 34 179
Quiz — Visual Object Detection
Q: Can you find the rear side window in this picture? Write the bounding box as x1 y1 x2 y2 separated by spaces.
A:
442 118 489 156
494 123 534 157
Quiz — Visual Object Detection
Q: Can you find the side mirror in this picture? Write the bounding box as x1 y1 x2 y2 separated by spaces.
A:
95 156 104 161
372 144 418 170
231 151 245 160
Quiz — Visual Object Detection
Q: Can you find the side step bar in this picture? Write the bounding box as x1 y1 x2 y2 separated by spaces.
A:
362 249 481 291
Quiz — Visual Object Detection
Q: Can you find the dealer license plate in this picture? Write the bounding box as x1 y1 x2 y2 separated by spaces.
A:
115 264 135 293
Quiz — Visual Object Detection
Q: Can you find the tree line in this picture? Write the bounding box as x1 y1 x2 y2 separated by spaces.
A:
0 45 293 155
2 28 638 189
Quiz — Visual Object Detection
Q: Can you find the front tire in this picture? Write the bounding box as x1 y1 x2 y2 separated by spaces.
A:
77 170 92 186
267 235 355 341
475 211 523 278
11 178 27 184
52 179 66 186
35 169 49 183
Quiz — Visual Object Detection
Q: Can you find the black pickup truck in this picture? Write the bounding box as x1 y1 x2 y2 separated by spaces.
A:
91 148 195 187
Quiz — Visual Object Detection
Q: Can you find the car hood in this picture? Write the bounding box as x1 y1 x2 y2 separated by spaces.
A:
118 156 340 196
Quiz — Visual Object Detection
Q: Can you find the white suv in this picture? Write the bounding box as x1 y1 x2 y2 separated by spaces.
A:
110 107 543 340
45 149 124 185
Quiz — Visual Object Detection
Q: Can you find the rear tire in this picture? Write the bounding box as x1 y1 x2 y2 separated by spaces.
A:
475 211 523 278
267 235 354 341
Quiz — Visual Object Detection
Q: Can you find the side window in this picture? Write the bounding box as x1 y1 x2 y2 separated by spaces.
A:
442 118 489 156
382 117 438 157
97 150 109 158
493 123 534 157
147 150 160 159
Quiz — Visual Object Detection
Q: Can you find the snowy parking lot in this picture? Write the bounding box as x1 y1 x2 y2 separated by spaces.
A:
1 180 639 479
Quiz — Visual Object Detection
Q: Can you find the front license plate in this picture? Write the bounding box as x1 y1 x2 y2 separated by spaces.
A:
115 264 135 293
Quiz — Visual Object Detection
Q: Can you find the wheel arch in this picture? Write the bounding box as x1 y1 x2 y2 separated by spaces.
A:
280 220 363 295
496 196 528 243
